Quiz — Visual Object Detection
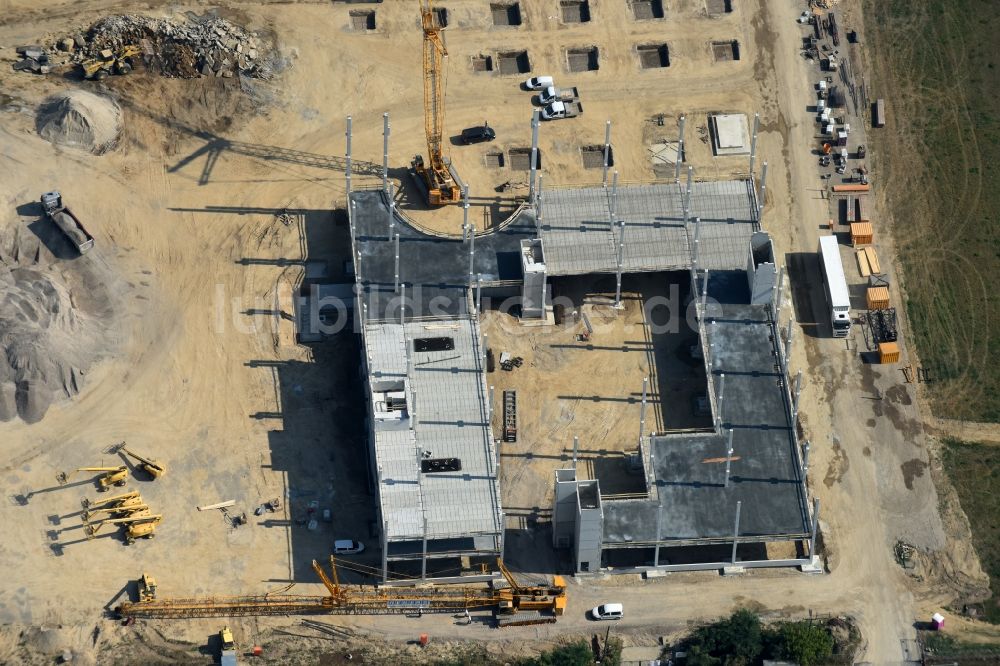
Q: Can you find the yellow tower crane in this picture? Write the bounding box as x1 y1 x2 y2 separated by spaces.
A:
412 0 462 206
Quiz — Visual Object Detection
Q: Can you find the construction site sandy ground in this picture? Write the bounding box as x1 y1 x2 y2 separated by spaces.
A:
0 0 998 663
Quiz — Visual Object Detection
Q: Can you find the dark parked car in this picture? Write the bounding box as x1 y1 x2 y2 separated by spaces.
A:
460 125 496 144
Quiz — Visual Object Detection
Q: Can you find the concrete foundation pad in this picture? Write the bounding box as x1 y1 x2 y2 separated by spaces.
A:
518 309 556 327
722 565 746 576
799 555 824 574
643 569 668 579
710 113 750 156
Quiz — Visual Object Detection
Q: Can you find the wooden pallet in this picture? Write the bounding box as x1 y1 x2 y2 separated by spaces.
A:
864 246 881 273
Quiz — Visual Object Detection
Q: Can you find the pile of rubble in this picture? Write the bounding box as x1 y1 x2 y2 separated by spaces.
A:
13 13 271 80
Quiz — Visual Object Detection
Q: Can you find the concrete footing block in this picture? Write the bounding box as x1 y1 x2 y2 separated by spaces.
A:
799 555 824 574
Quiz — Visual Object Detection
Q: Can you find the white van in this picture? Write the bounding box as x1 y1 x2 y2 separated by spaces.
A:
590 603 623 620
524 75 554 90
333 539 365 555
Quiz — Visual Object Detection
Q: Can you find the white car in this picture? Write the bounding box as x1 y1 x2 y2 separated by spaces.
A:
797 11 811 23
333 539 365 555
524 75 554 90
590 602 624 620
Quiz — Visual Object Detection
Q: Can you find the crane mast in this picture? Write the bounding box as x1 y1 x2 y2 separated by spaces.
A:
414 0 462 205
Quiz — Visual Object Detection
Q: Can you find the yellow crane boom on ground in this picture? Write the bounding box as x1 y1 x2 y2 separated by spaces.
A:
116 557 565 625
412 0 462 205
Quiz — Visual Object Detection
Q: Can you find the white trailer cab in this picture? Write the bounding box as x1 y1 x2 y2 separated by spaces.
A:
818 235 851 337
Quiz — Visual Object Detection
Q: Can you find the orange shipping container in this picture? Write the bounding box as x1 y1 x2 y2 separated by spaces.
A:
878 341 900 364
850 222 873 245
833 184 871 193
867 286 890 310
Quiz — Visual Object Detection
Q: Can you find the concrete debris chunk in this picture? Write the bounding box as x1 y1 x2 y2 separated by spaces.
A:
58 13 272 80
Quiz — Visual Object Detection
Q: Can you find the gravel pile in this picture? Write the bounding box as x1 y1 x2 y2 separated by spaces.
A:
0 218 121 424
35 90 122 154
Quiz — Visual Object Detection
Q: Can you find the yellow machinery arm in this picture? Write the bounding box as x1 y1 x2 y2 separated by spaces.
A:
83 503 150 522
81 490 140 509
57 466 128 487
495 557 522 592
86 513 161 537
114 441 166 478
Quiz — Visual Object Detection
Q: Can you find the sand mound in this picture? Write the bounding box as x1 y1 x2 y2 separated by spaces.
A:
35 90 121 154
0 222 120 423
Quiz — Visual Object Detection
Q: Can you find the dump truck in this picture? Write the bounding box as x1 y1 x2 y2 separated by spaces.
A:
41 191 95 254
538 85 580 106
540 100 583 120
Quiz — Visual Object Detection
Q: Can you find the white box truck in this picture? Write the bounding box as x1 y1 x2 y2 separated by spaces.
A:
818 235 851 337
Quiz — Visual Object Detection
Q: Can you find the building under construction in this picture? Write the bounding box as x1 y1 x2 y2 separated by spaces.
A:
341 111 820 578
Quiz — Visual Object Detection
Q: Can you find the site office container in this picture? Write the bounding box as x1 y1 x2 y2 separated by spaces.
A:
878 341 900 364
866 286 890 310
850 222 873 246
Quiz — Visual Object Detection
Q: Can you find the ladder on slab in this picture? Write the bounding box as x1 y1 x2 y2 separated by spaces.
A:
502 390 517 443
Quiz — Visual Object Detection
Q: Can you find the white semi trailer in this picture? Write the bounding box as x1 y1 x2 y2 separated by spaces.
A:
818 235 851 338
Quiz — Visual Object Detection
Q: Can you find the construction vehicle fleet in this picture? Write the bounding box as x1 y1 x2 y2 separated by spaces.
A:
116 557 566 627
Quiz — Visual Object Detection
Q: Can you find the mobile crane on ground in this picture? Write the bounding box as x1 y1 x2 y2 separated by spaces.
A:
411 0 462 205
116 557 565 626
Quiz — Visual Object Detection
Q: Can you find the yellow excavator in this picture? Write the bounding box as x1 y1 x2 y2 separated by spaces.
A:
82 503 150 523
81 489 142 510
57 466 128 491
112 442 166 479
86 512 162 544
80 45 140 81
